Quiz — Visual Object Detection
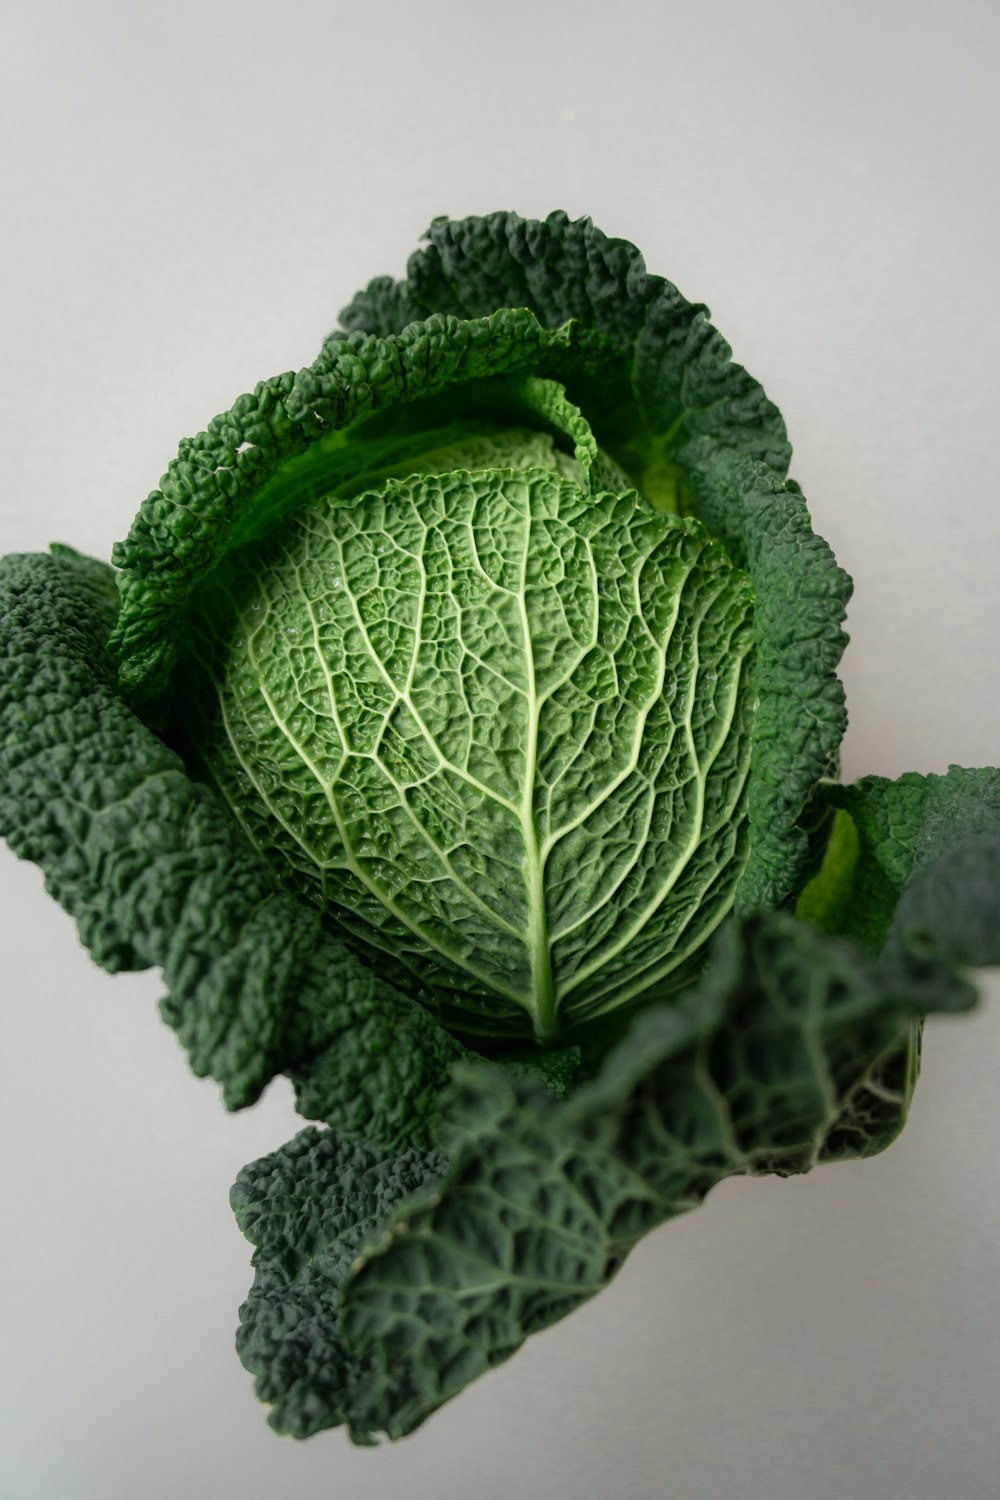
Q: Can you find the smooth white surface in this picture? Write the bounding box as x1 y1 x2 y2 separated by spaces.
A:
1 2 998 1496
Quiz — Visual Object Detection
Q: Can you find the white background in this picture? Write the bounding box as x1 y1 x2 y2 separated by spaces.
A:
1 2 999 1497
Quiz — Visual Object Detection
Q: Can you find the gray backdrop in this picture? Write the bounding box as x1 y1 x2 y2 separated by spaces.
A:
1 2 998 1496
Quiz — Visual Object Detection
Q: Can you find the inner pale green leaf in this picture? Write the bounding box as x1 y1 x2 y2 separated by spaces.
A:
181 463 755 1043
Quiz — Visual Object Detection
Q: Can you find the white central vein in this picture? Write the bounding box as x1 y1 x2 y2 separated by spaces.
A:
514 492 556 1041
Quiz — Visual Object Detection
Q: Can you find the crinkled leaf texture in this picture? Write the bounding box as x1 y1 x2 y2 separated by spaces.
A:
0 211 996 1445
110 211 851 926
0 547 461 1147
233 848 997 1442
181 462 756 1043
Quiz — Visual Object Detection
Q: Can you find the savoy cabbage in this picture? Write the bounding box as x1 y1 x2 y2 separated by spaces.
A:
1 211 997 1443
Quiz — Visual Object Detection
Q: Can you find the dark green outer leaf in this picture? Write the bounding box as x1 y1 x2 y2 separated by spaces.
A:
234 821 996 1442
0 548 461 1146
340 210 792 480
337 906 982 1439
232 1129 448 1442
832 765 1000 892
800 766 1000 956
707 458 851 911
110 308 614 701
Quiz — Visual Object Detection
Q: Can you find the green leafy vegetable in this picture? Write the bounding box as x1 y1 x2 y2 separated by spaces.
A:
1 211 995 1443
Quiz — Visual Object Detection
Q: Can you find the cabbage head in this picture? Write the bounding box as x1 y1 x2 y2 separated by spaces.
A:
2 212 998 1442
